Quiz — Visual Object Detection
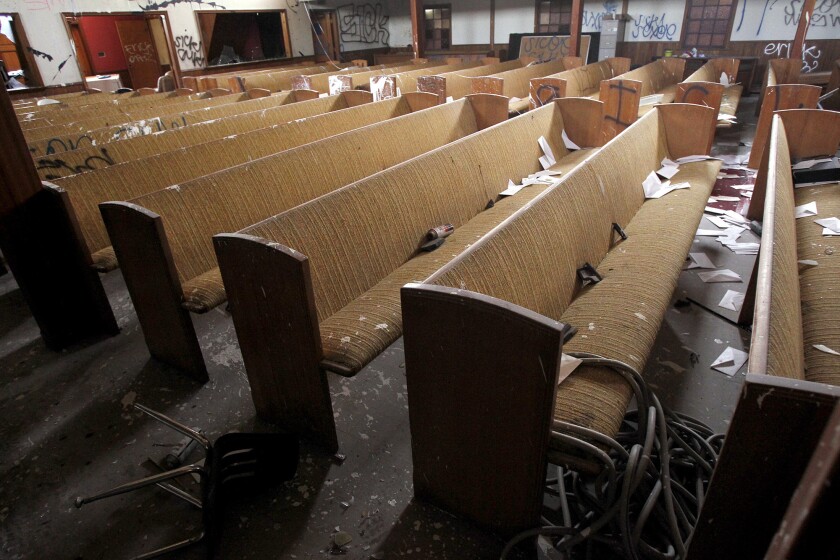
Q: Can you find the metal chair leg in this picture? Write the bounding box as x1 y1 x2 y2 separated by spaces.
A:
74 464 207 508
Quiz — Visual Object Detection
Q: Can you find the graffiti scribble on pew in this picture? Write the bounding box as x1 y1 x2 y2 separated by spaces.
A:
337 3 389 45
764 41 823 72
630 12 677 40
32 134 96 156
36 148 117 180
133 0 226 11
124 42 156 64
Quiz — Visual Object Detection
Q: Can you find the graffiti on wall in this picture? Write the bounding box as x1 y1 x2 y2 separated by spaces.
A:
630 12 678 40
337 3 389 46
520 35 592 63
124 41 155 64
175 33 205 68
582 0 618 32
134 0 226 11
737 0 839 36
764 41 823 72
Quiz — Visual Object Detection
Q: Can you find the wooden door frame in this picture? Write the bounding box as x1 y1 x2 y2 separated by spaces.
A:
0 12 44 87
310 9 340 62
115 17 163 89
60 11 180 89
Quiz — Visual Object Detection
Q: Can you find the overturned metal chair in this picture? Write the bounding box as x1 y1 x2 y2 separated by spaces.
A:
75 403 299 559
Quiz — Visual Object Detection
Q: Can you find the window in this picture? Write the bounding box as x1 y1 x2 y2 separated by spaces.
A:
197 10 292 67
535 0 572 34
682 0 734 49
424 5 451 50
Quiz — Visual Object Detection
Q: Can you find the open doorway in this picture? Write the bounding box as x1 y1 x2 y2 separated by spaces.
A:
1 13 44 89
309 9 340 63
63 12 177 92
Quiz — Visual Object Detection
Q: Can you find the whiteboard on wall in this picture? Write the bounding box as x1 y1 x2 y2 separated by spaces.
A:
730 0 840 41
518 35 592 63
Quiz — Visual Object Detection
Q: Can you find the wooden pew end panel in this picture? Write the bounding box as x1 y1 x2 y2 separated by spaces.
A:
99 202 208 383
246 88 271 100
660 103 716 158
600 78 642 143
402 91 441 112
555 97 605 148
465 93 510 130
341 89 374 107
402 283 566 535
530 77 568 110
748 84 822 168
213 233 338 453
292 88 321 103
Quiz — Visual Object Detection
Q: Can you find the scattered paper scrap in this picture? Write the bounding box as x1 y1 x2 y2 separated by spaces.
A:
676 154 720 164
559 353 582 384
795 201 818 218
640 93 664 105
716 195 741 202
823 228 840 236
657 164 680 180
814 344 840 356
706 215 730 229
705 206 726 215
696 228 726 236
446 96 454 103
687 252 716 269
791 158 833 170
697 269 742 283
538 136 556 165
711 346 749 376
815 217 840 234
718 173 742 179
720 72 730 86
643 171 689 199
661 158 677 168
500 180 524 196
561 129 580 150
717 113 737 122
798 259 819 270
718 290 745 311
724 210 747 223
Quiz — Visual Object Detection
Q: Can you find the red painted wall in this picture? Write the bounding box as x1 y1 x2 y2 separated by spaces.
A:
78 15 144 74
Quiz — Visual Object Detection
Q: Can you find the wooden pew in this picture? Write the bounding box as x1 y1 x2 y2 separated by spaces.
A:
468 57 583 114
26 89 322 157
14 88 197 119
32 90 354 180
823 59 840 111
212 97 607 451
679 58 742 127
416 58 533 103
528 57 630 108
51 92 429 273
228 63 346 92
19 90 243 133
399 103 719 534
99 93 498 383
687 108 840 559
298 61 440 95
749 58 821 168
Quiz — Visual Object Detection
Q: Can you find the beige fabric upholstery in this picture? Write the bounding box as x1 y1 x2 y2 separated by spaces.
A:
762 126 807 379
795 182 840 385
429 110 720 438
59 97 413 266
36 94 351 180
433 59 526 100
319 148 593 372
553 58 629 97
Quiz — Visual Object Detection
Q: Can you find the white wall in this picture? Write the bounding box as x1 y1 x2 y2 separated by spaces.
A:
494 0 534 46
451 0 491 45
0 0 318 86
383 0 412 48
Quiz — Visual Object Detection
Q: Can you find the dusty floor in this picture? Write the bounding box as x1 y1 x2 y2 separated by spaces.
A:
0 97 759 560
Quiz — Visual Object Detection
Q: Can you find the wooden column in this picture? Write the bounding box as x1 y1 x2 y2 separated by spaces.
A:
489 0 496 53
569 0 584 57
0 86 118 349
410 0 426 59
791 0 816 60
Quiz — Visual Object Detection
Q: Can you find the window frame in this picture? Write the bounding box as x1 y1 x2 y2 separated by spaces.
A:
533 0 573 34
680 0 737 51
423 4 452 51
195 9 293 69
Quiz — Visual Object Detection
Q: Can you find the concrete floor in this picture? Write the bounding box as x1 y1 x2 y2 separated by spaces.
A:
0 97 760 560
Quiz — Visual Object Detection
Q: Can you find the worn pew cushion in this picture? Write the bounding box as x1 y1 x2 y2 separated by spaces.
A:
795 182 840 386
556 161 719 436
319 148 595 373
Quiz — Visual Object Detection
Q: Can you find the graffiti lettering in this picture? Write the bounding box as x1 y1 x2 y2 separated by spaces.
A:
519 35 591 63
763 41 823 72
32 134 95 156
739 0 839 35
124 41 155 64
630 13 677 40
26 46 53 61
337 3 389 45
35 148 116 180
175 34 205 68
134 0 226 11
582 1 618 32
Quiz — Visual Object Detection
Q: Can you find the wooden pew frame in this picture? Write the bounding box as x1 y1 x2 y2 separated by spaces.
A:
99 92 486 387
748 83 821 168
